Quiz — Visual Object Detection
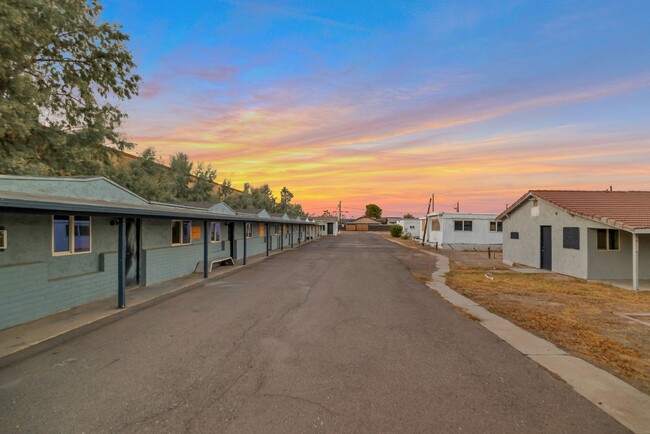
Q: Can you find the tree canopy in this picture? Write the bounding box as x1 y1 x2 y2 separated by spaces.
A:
224 183 306 217
403 213 415 218
0 0 140 174
365 204 383 219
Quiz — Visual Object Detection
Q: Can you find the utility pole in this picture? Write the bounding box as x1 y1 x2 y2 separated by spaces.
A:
338 201 342 224
453 202 460 212
421 196 433 246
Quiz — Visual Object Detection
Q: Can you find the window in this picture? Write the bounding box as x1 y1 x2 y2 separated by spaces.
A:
563 227 580 250
245 222 253 238
274 224 280 235
210 222 221 242
597 229 619 251
172 220 191 245
259 224 265 237
454 220 473 231
489 221 503 232
52 215 91 255
510 232 519 239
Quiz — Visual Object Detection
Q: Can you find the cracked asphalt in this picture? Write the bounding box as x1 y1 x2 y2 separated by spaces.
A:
0 233 628 433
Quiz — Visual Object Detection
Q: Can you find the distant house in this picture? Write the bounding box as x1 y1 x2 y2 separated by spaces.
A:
384 216 401 225
314 216 339 236
421 212 503 250
397 218 421 239
497 190 650 290
345 216 383 232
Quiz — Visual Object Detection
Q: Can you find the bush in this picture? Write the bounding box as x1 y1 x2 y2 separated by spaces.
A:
390 224 403 237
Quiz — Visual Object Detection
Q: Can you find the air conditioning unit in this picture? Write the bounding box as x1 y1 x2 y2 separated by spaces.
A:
0 230 6 249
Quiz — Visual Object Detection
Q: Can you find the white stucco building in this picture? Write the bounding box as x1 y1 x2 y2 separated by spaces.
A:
421 212 503 250
497 190 650 290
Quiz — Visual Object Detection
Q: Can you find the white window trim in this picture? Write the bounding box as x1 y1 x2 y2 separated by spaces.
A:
489 221 503 232
245 222 253 238
171 220 192 246
210 222 221 243
596 228 620 251
52 215 92 256
454 220 473 232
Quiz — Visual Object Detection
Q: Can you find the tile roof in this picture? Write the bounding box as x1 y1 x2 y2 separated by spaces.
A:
501 190 650 230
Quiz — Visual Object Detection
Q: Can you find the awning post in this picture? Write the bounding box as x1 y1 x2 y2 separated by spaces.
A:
633 233 639 291
203 221 209 278
243 222 248 265
266 223 269 256
117 218 126 308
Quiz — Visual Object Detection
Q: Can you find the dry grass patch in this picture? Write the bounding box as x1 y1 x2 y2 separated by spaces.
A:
447 270 650 394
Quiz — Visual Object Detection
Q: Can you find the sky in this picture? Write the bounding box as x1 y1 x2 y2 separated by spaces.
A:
102 0 650 218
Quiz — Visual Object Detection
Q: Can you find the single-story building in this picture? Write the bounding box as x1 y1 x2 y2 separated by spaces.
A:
345 216 383 231
397 218 421 239
314 216 339 236
497 190 650 290
0 175 317 330
421 212 503 250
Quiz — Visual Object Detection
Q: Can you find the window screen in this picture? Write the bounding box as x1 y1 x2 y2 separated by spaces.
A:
563 227 580 250
510 232 519 239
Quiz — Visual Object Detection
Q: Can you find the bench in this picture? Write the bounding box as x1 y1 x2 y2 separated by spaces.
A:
194 257 235 273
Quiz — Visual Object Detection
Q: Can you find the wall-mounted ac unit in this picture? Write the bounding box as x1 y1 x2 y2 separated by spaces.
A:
0 230 6 249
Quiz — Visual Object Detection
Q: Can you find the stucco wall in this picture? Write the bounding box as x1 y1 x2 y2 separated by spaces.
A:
141 218 230 285
587 231 650 280
0 213 118 330
0 177 145 204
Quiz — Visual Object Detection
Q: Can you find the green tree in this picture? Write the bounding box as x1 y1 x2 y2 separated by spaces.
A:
221 179 233 199
112 147 174 202
168 152 193 199
0 0 140 174
277 187 294 213
365 204 382 219
403 213 415 219
390 225 403 237
188 162 217 201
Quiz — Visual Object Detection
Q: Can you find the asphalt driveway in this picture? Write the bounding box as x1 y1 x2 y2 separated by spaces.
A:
0 233 628 432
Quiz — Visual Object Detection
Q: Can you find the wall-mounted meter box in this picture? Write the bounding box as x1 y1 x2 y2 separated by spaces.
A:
0 229 6 249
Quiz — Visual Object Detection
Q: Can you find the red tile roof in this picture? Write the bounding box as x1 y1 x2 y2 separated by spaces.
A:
500 190 650 231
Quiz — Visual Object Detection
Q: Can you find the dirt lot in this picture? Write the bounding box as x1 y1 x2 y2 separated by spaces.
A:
381 234 650 395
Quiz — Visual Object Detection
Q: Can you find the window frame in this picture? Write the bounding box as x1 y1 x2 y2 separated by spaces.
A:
245 222 253 238
171 220 192 246
210 222 221 243
454 220 473 231
489 221 503 232
597 229 620 251
52 215 92 256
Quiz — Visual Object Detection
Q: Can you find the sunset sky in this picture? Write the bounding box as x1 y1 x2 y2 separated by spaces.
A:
103 0 650 217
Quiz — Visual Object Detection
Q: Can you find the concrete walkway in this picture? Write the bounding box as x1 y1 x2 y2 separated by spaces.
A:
421 247 650 434
0 243 308 366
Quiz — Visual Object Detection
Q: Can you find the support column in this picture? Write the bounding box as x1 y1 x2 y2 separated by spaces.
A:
243 223 248 265
298 225 301 245
203 221 209 278
266 223 270 256
281 225 284 251
633 233 639 291
291 224 294 248
117 218 126 308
